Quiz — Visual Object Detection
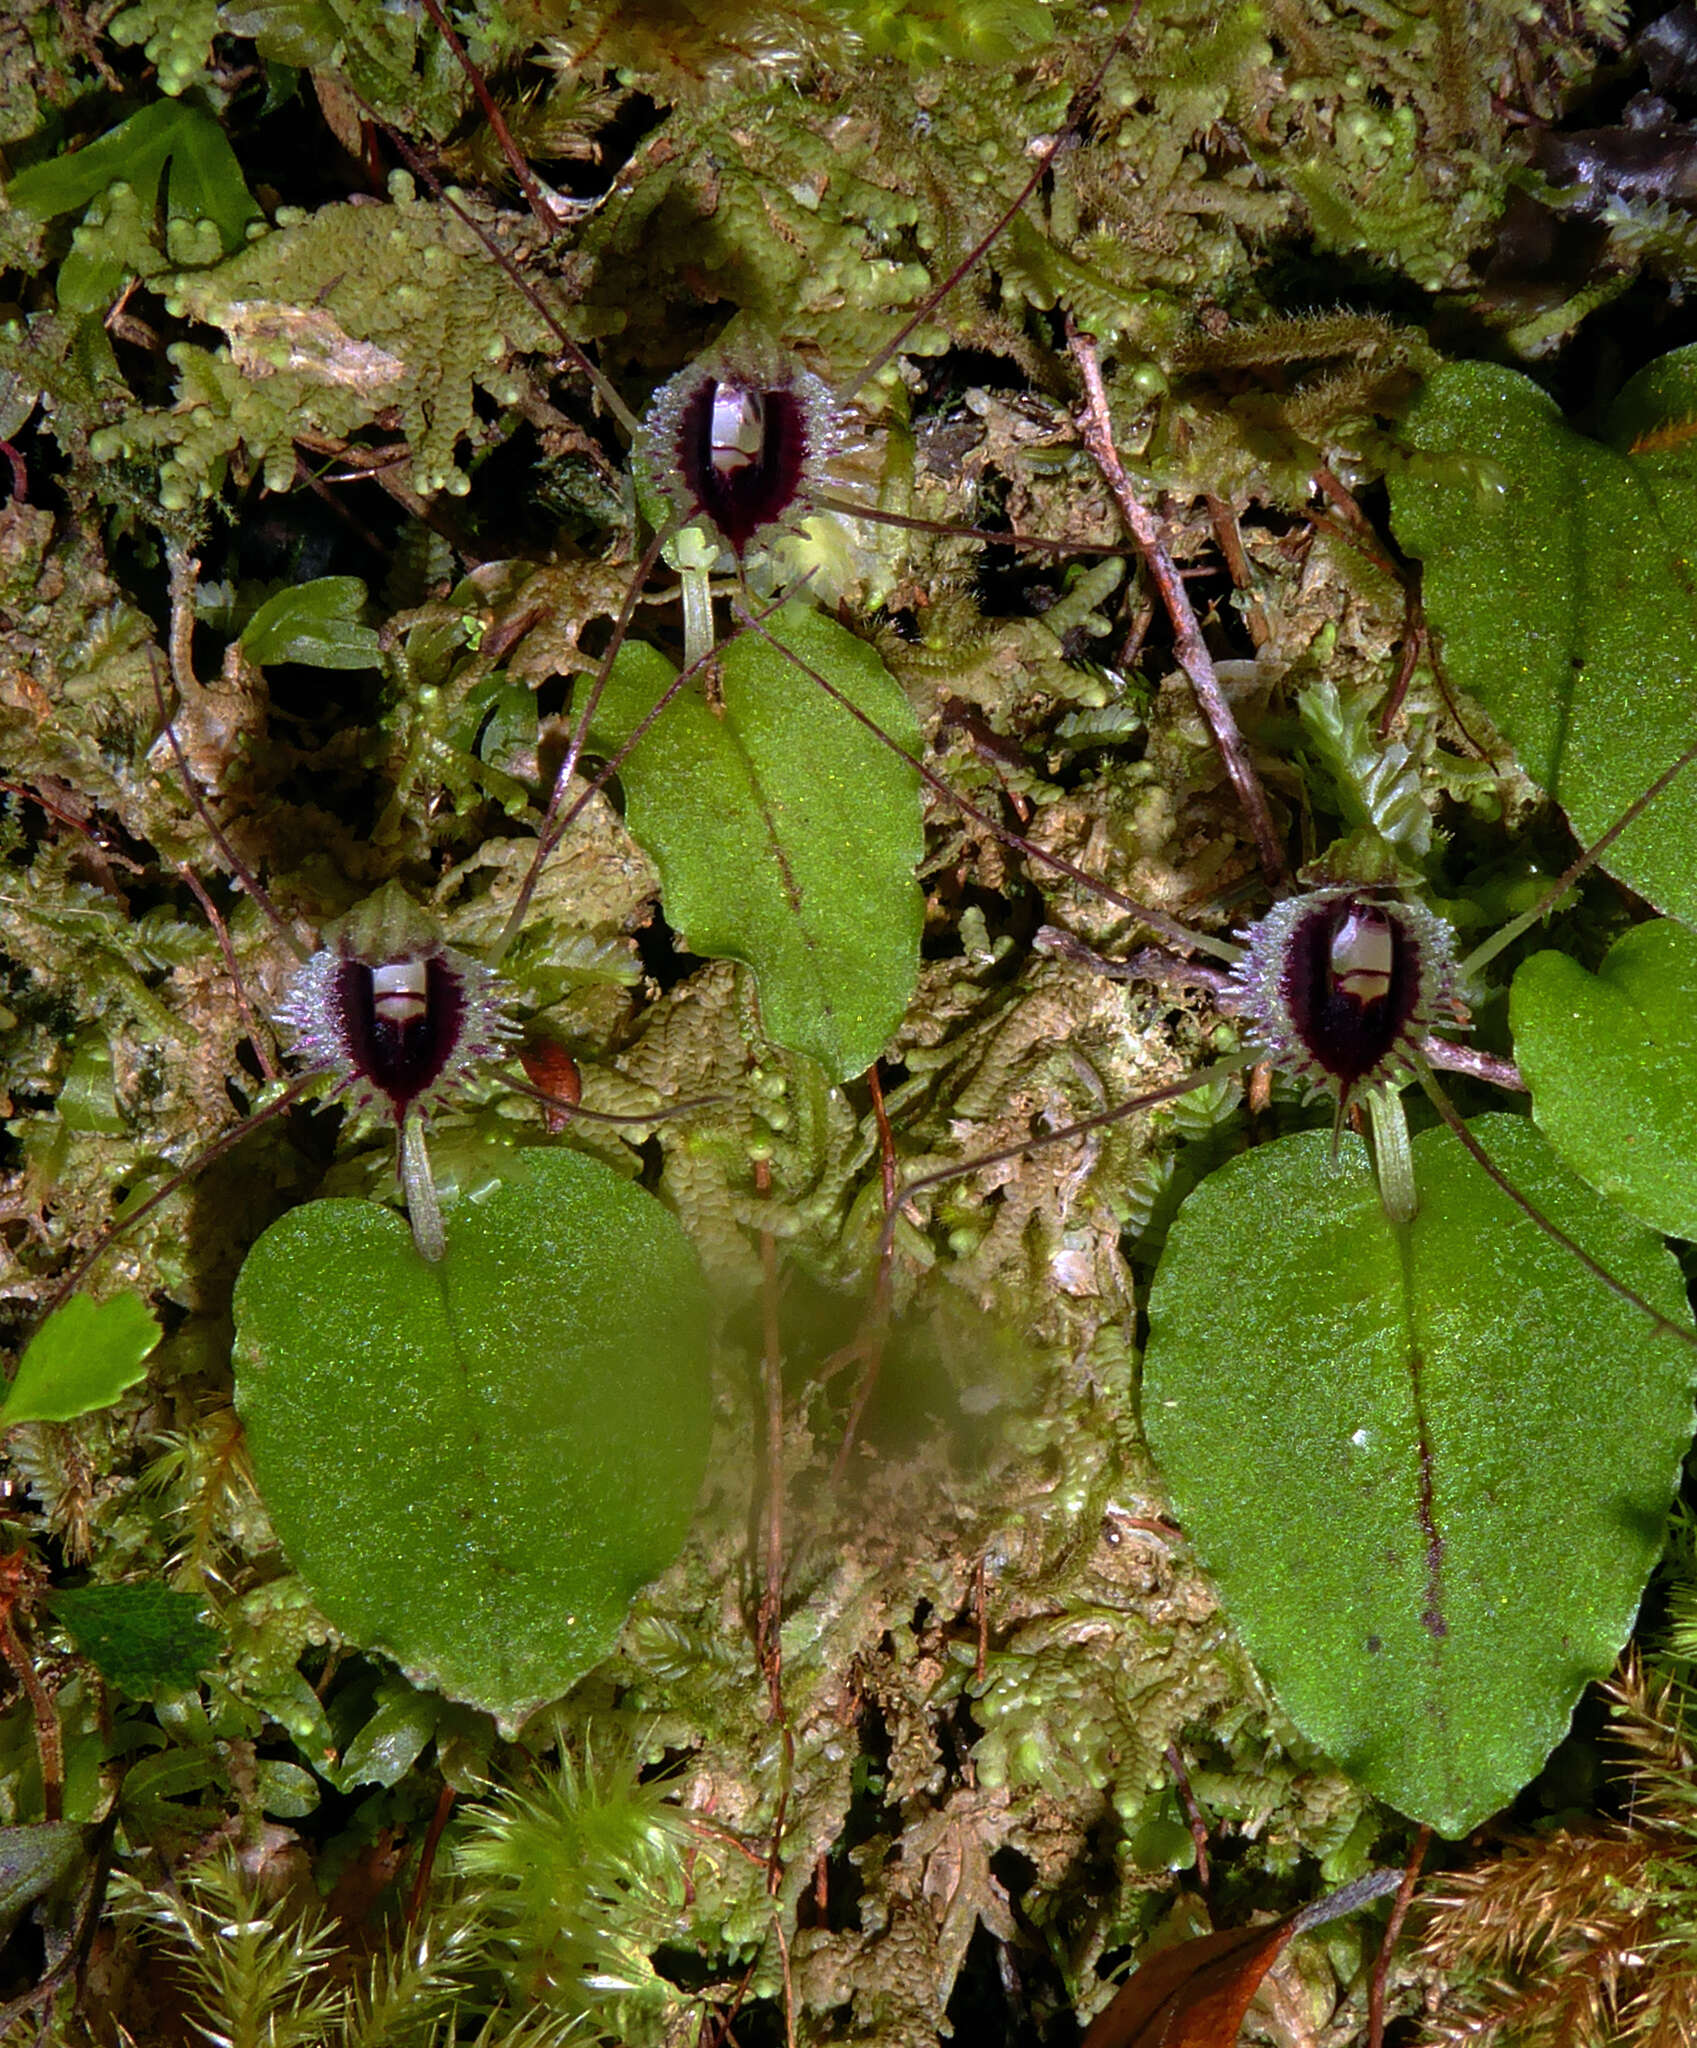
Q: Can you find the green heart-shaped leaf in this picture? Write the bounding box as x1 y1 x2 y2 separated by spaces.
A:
1143 1116 1693 1838
1390 354 1697 924
1512 918 1697 1240
590 603 924 1082
233 1150 712 1734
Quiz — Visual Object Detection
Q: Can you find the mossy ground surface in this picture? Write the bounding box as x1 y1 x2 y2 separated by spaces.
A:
1 2 1695 2042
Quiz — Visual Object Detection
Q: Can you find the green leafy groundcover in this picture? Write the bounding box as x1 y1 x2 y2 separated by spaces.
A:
15 0 1697 2036
233 1150 713 1733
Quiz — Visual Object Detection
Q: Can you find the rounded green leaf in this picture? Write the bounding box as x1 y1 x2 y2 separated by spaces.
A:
233 1150 712 1734
1513 918 1697 1239
1143 1116 1693 1838
589 604 924 1081
2 1292 160 1428
1391 358 1697 925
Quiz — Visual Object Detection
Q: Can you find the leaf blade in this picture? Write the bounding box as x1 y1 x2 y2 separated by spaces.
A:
1 1293 160 1428
233 1150 713 1733
590 605 924 1081
1143 1117 1693 1836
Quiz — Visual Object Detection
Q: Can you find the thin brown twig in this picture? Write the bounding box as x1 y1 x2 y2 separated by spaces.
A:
1204 492 1269 648
771 1911 798 2048
415 0 558 233
406 1780 457 1925
1164 1742 1211 1896
752 1158 785 1726
1377 605 1426 739
292 452 391 562
1368 1824 1429 2048
176 865 281 1083
1068 327 1286 885
351 86 641 438
1311 464 1400 577
293 430 477 559
0 1608 61 1822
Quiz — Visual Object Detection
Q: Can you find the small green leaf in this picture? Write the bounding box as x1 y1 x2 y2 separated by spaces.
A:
0 1824 82 1921
10 100 261 310
1390 356 1697 924
255 1759 321 1818
241 577 382 669
50 1585 218 1699
590 604 924 1082
1512 918 1697 1239
56 1032 126 1136
219 0 343 70
338 1681 441 1789
1144 1117 1693 1837
1 1293 160 1428
233 1149 713 1733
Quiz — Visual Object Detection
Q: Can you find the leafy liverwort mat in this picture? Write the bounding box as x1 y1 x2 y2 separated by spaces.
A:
5 2 1697 2042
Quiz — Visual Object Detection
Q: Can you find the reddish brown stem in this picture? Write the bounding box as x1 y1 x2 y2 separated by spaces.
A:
753 1158 785 1726
354 89 641 437
0 1613 60 1822
1068 328 1285 886
1378 605 1426 739
1204 491 1269 648
415 0 559 234
842 5 1146 402
1367 1825 1429 2048
177 865 281 1083
406 1780 457 1924
1312 464 1400 577
1164 1742 1211 1896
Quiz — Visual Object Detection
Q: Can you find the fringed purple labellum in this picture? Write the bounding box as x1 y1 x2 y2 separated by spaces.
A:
643 339 839 559
331 954 467 1114
275 883 521 1258
1231 888 1457 1098
278 884 520 1125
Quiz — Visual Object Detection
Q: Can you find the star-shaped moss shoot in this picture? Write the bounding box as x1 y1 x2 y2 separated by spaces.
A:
640 333 841 561
276 882 519 1261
